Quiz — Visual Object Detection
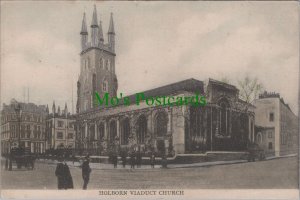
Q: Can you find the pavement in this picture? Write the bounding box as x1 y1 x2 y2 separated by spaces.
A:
34 153 297 170
1 156 298 189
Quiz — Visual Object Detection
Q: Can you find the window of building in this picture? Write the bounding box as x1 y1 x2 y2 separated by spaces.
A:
137 115 148 144
100 58 104 69
84 58 90 69
103 80 108 92
268 142 272 149
121 118 130 145
105 60 108 70
269 112 274 122
268 131 272 138
57 132 63 139
57 121 64 127
67 133 73 139
107 60 110 71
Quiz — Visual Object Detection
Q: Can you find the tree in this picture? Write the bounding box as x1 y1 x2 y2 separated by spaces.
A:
237 75 263 105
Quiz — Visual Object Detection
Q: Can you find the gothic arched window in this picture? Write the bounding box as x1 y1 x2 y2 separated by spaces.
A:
100 58 103 69
136 115 147 144
102 79 108 92
155 111 168 137
218 99 230 137
121 117 130 145
107 60 111 71
98 122 104 140
109 120 117 144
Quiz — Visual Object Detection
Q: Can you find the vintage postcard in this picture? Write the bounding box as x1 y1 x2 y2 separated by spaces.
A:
0 1 299 200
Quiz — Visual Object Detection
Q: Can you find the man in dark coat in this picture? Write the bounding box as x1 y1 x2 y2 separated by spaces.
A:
150 153 155 168
55 159 74 189
136 151 142 168
82 156 92 190
121 151 127 168
130 151 136 169
113 153 118 168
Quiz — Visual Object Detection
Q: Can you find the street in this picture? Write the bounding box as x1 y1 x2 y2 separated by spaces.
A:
1 157 297 189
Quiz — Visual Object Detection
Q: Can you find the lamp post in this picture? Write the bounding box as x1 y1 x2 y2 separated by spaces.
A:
14 103 22 147
8 138 13 171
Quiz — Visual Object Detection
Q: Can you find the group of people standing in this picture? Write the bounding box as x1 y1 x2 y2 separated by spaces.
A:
111 151 156 169
55 155 91 190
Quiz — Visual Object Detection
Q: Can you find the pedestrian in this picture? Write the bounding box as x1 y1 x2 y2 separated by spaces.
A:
113 153 118 168
5 154 8 170
121 151 127 168
161 155 168 169
82 155 92 190
72 154 76 165
136 151 142 168
130 151 136 169
55 157 74 189
150 153 155 168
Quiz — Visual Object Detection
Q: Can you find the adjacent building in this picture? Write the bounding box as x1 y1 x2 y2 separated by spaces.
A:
1 99 48 154
45 103 76 150
254 91 298 156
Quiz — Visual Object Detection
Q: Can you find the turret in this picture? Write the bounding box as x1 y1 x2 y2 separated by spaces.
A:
91 5 99 47
46 105 49 114
108 13 115 52
80 12 88 50
64 103 68 117
57 106 61 116
98 20 104 44
52 101 56 114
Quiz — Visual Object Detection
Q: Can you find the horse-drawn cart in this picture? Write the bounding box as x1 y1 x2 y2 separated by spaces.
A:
9 147 36 170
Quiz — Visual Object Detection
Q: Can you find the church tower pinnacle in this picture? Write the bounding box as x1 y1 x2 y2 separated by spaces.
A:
108 13 115 52
98 20 104 44
80 12 88 50
91 5 99 47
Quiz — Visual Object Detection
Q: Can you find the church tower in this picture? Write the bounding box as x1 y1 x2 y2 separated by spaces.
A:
77 5 118 113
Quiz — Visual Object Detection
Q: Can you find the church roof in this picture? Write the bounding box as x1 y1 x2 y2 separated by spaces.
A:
128 78 204 100
208 78 238 91
93 78 204 110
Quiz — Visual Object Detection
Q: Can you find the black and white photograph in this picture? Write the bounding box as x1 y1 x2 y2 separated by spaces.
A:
0 1 299 200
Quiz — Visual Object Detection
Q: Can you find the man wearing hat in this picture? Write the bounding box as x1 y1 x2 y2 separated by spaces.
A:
82 155 92 190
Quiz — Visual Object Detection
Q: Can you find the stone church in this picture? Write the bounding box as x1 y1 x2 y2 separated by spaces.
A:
75 6 255 156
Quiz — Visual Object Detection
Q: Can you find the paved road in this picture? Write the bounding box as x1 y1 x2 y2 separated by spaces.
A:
1 157 297 189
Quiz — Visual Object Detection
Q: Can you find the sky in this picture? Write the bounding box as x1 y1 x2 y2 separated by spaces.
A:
1 1 299 114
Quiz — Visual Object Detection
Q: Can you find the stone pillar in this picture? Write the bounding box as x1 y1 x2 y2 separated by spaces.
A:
147 113 152 135
95 123 98 140
104 120 108 140
85 122 88 138
31 142 34 153
172 106 185 154
116 119 120 138
168 110 172 133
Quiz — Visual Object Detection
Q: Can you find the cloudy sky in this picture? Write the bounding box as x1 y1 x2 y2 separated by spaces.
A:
1 1 299 114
